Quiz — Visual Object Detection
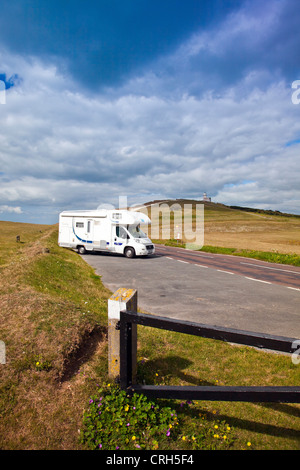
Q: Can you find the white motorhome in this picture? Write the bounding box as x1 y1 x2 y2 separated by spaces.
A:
58 209 155 258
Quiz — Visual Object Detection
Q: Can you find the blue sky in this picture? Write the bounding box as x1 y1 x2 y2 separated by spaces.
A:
0 0 300 223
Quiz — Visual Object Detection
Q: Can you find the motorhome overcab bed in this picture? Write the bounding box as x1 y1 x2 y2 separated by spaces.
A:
58 209 155 258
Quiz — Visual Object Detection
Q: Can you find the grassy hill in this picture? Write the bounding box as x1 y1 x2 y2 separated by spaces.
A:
136 199 300 261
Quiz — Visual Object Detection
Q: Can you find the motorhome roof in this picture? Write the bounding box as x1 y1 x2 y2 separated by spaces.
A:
60 210 107 218
59 209 151 224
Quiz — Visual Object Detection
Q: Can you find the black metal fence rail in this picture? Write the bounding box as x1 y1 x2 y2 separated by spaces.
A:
119 310 300 403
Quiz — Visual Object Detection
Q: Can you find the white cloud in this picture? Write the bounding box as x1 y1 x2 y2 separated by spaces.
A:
0 19 300 224
0 205 22 214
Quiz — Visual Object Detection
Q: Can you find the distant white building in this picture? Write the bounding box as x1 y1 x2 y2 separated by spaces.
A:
202 192 211 202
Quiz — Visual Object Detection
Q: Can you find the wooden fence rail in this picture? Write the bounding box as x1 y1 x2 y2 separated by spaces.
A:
118 309 300 403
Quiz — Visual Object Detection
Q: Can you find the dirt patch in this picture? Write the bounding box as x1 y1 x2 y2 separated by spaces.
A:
59 326 107 384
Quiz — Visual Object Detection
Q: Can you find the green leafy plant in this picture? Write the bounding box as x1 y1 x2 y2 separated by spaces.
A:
80 383 179 450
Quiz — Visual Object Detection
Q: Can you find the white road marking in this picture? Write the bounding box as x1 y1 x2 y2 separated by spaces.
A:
240 262 300 275
245 277 272 284
166 254 300 291
217 270 235 275
191 253 214 259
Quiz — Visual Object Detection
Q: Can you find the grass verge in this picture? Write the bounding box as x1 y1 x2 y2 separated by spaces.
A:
0 222 299 450
0 224 111 449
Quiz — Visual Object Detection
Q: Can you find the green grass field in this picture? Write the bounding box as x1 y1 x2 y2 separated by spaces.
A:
143 199 300 259
0 215 299 450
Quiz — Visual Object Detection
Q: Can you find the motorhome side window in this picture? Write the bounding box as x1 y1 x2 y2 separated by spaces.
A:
87 221 91 233
76 222 84 228
116 226 127 239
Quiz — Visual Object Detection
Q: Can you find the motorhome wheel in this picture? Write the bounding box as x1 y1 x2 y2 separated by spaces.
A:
124 247 135 258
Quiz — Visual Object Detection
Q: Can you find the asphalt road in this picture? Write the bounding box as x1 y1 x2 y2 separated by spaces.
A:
81 245 300 339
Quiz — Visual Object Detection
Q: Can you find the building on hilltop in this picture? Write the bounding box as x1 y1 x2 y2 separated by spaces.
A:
202 192 211 202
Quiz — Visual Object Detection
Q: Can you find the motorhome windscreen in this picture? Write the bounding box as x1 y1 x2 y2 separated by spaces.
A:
128 224 147 238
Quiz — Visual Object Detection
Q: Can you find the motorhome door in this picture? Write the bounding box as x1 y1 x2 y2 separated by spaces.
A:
86 219 94 243
114 225 128 250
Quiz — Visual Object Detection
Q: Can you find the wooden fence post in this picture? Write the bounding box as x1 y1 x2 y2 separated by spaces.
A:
108 287 137 383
